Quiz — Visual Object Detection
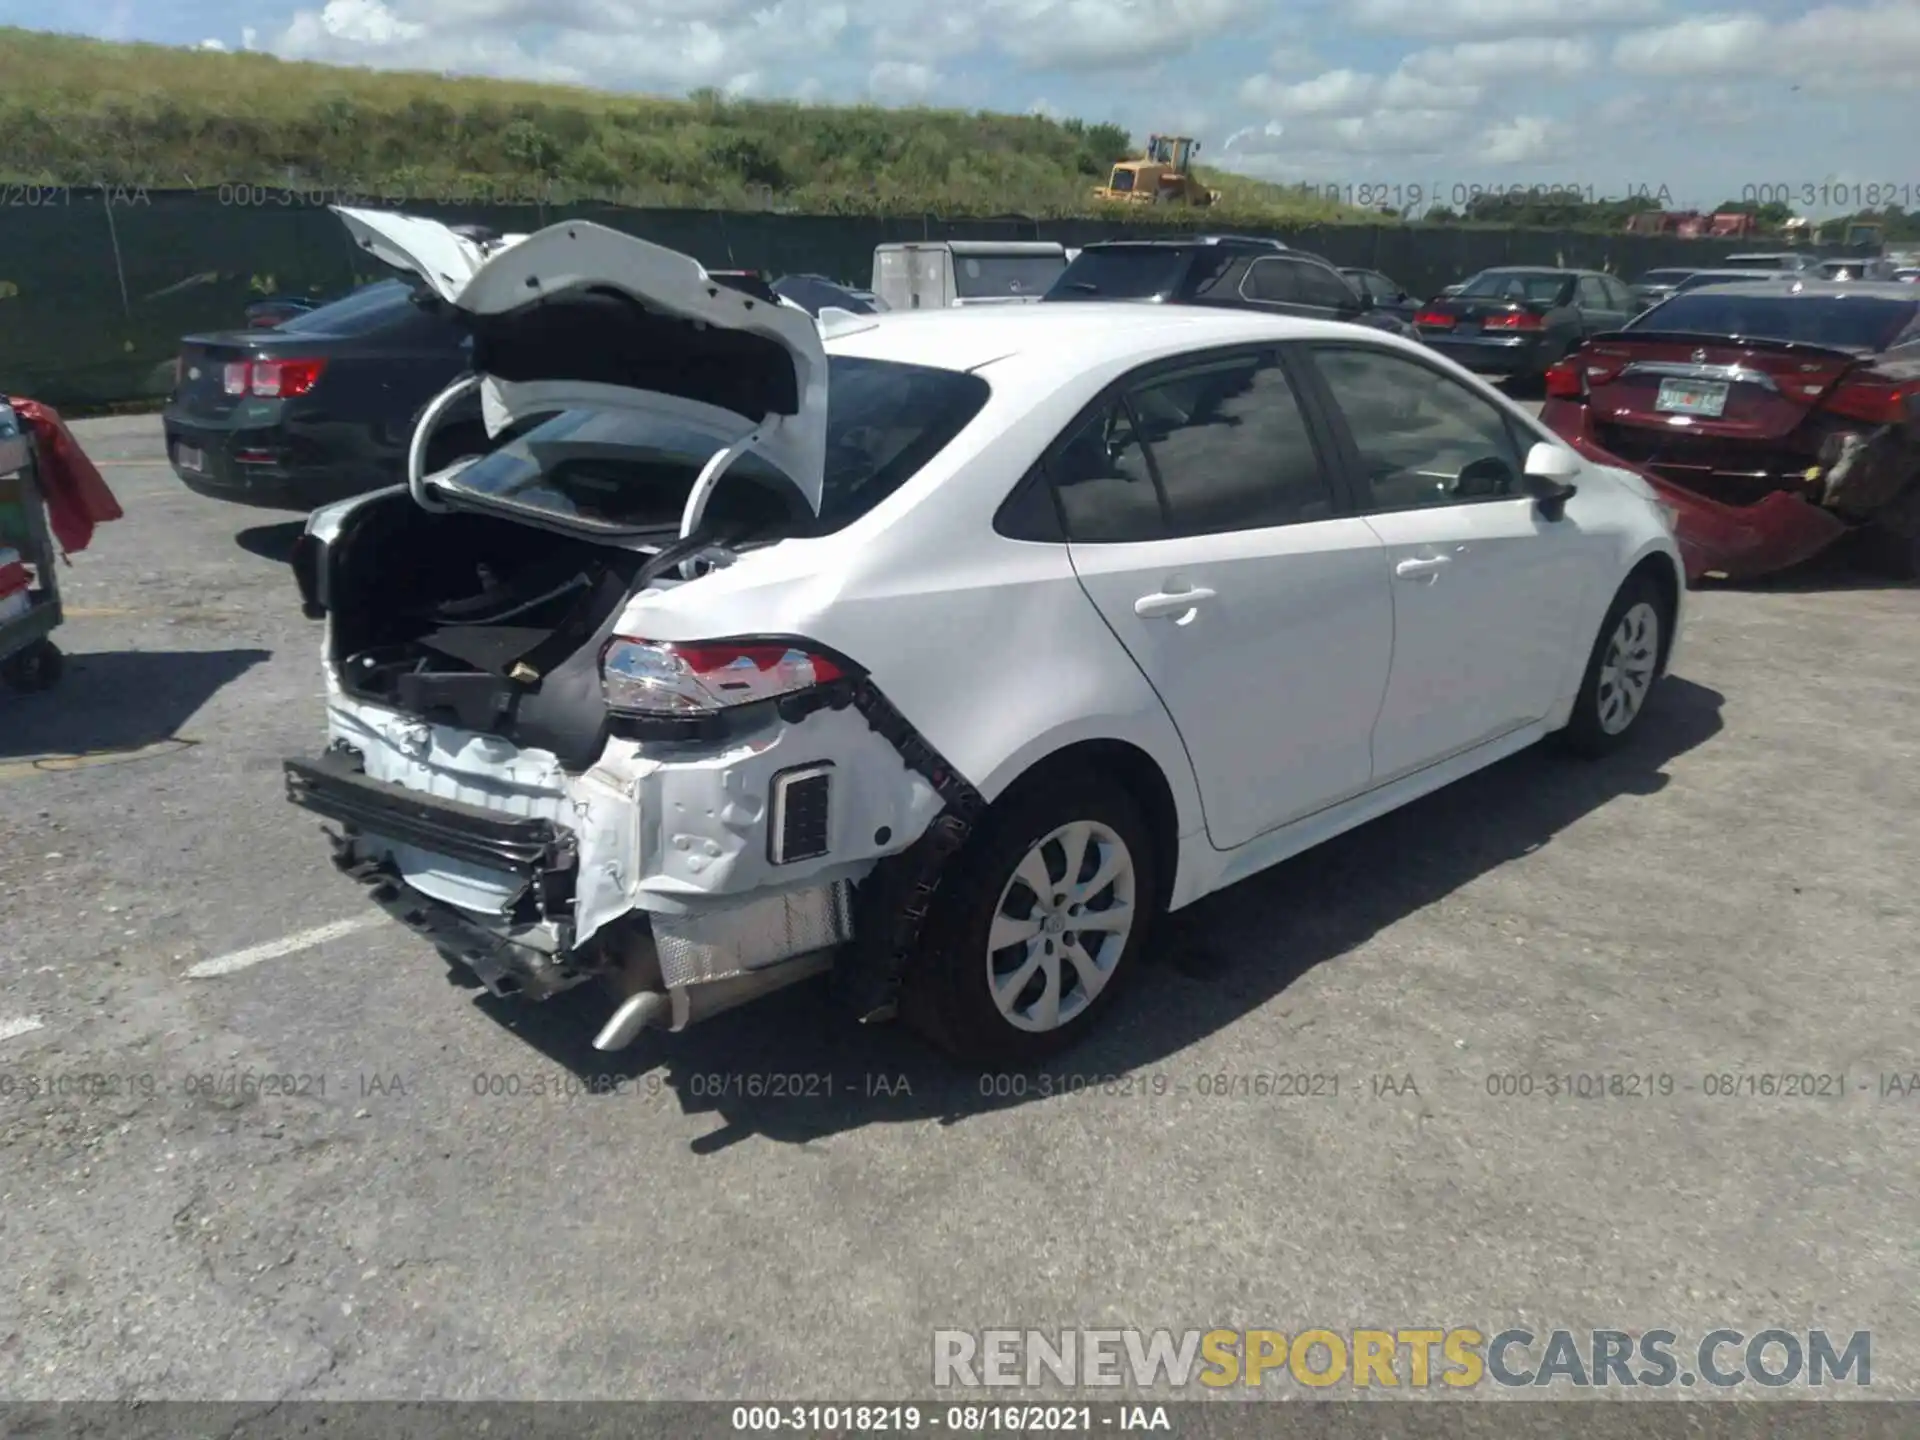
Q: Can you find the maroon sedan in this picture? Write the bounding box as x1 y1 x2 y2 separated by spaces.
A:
1539 279 1920 580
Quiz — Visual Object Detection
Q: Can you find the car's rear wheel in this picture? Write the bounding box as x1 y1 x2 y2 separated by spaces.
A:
903 770 1157 1067
1559 572 1667 756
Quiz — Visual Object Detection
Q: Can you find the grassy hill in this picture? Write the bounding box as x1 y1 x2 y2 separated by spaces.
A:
0 27 1367 223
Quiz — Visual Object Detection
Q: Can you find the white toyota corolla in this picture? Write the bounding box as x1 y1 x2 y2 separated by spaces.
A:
284 208 1686 1065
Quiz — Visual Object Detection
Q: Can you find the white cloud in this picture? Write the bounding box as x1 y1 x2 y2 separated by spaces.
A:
1351 0 1664 37
1402 36 1596 84
992 0 1260 71
283 0 427 46
1478 114 1570 164
197 37 227 49
1240 66 1379 115
273 0 851 91
867 59 940 100
1613 3 1920 85
240 25 259 47
1612 14 1767 73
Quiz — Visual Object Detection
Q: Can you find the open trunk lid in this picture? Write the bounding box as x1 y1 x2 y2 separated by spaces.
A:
1578 331 1865 443
330 206 829 515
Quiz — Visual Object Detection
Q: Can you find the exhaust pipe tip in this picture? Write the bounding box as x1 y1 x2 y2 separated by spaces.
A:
593 990 671 1051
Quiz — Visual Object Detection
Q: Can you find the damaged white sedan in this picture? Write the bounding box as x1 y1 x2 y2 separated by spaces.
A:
284 207 1686 1064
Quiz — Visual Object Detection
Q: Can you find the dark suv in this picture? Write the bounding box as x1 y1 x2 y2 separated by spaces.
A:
1040 235 1417 338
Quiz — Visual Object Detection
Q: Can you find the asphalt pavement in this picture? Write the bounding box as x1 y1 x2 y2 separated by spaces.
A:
1 415 1917 1402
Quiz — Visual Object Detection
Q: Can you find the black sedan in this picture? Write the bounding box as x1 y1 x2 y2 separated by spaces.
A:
1412 267 1637 384
164 278 486 510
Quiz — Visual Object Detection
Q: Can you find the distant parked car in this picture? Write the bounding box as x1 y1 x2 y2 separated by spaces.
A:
1816 257 1897 281
1338 267 1423 324
1539 279 1920 579
1043 235 1419 339
1721 251 1821 273
772 273 887 315
1895 267 1920 284
871 241 1068 309
1412 268 1636 383
165 276 489 510
244 296 323 329
1629 268 1701 310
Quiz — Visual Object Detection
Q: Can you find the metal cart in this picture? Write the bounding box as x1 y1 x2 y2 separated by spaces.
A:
0 398 66 692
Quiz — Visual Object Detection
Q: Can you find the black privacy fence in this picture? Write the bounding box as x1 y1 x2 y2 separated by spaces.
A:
0 189 1788 409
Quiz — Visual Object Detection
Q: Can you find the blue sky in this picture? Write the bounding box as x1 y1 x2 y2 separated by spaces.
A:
10 0 1920 214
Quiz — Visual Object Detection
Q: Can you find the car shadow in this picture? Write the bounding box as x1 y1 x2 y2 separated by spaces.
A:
235 522 306 564
0 647 271 758
1700 530 1917 593
474 676 1726 1151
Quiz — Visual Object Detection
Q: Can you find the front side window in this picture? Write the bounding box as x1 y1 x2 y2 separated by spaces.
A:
1577 277 1610 309
1050 351 1336 541
1309 345 1527 511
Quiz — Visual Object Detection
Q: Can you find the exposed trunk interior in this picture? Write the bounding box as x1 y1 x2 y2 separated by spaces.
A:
326 492 652 770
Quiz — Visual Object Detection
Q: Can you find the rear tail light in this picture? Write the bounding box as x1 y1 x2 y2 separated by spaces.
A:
1483 311 1546 331
1413 309 1454 327
1824 378 1920 426
600 638 847 718
220 357 327 398
1544 360 1586 400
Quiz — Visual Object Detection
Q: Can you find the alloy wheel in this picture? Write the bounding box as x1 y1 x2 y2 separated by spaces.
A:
1597 601 1660 735
986 820 1137 1033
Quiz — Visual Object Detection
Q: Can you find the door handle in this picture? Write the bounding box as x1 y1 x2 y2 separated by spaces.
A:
1134 586 1216 618
1394 556 1450 580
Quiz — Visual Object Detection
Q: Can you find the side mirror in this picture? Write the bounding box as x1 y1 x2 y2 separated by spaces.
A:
1523 441 1579 520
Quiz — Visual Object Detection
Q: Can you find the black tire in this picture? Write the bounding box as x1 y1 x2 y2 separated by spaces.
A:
0 638 63 693
901 769 1158 1068
1559 572 1668 757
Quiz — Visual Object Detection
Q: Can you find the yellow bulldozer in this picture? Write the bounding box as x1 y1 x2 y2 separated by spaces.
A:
1093 134 1221 207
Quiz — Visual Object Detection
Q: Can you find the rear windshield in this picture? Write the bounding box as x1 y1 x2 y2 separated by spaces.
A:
441 356 992 537
1721 256 1797 270
953 254 1068 299
1455 272 1574 304
277 278 422 335
1047 247 1190 301
1627 294 1920 350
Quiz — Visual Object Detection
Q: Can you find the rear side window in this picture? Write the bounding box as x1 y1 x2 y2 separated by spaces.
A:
1457 272 1574 305
278 279 428 336
953 254 1067 299
1050 352 1335 542
441 356 990 537
1626 294 1920 350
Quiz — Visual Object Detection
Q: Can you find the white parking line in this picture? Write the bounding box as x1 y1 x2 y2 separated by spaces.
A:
184 916 382 979
0 1015 46 1043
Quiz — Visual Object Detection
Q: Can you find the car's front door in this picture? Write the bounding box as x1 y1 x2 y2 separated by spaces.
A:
1296 341 1603 783
1052 346 1395 849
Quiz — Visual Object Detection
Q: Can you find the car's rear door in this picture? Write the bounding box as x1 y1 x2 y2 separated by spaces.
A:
1294 340 1607 782
1576 275 1632 337
1052 345 1394 850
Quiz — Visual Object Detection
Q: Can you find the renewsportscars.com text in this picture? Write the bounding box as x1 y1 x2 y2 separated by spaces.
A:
932 1327 1871 1390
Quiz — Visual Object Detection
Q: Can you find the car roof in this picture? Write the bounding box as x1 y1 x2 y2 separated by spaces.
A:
821 301 1397 373
1474 267 1582 277
1078 235 1287 251
1665 279 1920 299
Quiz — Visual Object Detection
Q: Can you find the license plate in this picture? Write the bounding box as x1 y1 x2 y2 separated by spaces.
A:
1655 378 1729 417
176 444 204 473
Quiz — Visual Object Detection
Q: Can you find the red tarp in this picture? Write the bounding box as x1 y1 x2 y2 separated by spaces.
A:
6 398 123 556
